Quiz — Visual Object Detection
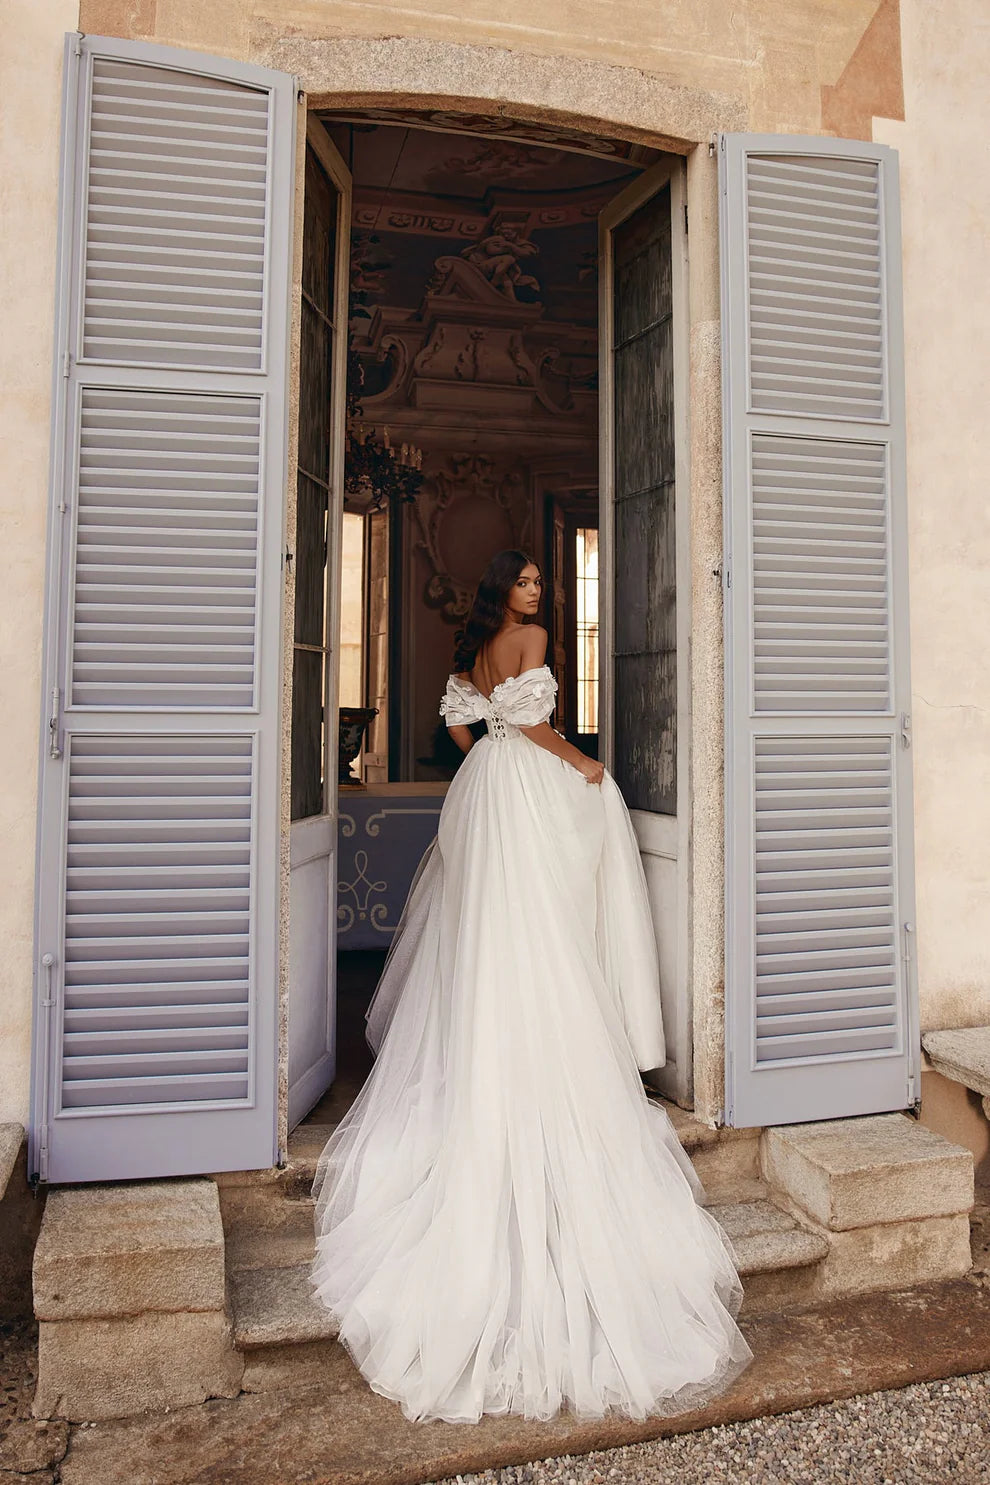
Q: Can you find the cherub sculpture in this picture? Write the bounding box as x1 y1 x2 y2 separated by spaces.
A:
460 223 540 300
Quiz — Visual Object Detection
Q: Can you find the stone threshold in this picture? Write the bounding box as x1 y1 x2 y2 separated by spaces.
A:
55 1274 990 1485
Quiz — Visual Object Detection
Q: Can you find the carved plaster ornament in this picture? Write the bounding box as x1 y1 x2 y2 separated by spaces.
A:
458 223 541 302
415 455 529 621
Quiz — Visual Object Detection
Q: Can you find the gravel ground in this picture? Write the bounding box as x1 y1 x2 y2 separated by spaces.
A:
431 1372 990 1485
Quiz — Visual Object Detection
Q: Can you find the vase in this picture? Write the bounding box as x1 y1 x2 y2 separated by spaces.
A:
337 706 379 788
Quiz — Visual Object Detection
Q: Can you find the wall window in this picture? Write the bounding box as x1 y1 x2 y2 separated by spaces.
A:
338 511 365 709
575 526 599 735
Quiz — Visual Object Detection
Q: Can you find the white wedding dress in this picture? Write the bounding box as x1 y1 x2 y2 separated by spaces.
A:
310 666 753 1424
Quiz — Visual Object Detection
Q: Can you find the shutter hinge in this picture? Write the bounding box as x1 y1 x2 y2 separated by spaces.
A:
902 921 915 972
73 32 84 56
900 711 912 749
37 1133 50 1184
709 132 719 158
48 689 62 760
41 953 56 1008
62 351 71 379
283 548 294 573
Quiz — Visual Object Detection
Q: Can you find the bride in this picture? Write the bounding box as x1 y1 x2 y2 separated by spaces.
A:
310 549 753 1425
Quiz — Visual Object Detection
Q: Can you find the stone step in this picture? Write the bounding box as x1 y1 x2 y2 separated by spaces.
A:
219 1108 763 1205
231 1261 334 1350
228 1196 828 1371
712 1199 830 1276
223 1195 317 1274
653 1100 765 1202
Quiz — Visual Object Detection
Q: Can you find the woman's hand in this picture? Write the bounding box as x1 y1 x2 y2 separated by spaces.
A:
574 754 605 786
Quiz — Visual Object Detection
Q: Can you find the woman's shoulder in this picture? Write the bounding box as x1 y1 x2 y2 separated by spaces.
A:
516 623 548 665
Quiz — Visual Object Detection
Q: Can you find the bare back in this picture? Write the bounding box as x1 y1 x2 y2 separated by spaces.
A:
466 624 545 701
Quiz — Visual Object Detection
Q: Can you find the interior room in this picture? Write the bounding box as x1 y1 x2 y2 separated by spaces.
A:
291 113 672 1119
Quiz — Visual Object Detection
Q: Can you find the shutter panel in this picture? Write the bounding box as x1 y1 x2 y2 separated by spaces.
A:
31 35 296 1183
719 133 918 1128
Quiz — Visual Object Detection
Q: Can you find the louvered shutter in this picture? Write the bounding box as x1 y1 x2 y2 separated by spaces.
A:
719 133 919 1128
31 35 296 1182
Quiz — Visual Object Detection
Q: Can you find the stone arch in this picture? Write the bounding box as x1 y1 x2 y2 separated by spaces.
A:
259 35 747 149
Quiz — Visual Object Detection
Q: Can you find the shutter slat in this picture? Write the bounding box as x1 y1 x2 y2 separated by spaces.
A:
752 738 898 1061
71 387 260 710
62 1074 249 1108
83 57 270 367
55 726 258 1116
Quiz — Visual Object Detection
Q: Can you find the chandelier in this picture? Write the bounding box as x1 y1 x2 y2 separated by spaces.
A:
344 344 424 511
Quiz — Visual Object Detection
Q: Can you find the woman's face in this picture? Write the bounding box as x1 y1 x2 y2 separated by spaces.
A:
504 563 542 618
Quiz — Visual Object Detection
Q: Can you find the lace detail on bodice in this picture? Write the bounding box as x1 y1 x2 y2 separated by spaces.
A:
440 665 558 740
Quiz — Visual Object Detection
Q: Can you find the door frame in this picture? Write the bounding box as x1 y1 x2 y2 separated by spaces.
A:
598 157 694 1104
286 116 352 1131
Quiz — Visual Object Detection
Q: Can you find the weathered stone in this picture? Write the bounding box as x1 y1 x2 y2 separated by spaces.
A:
808 1212 973 1301
222 1194 316 1273
54 1279 990 1485
708 1198 830 1283
33 1180 225 1320
923 1026 990 1098
0 1416 69 1472
231 1262 336 1349
0 1419 64 1474
240 1339 355 1395
762 1113 974 1231
33 1309 243 1422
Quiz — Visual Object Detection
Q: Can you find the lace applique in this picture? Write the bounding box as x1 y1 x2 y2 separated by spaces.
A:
440 665 558 731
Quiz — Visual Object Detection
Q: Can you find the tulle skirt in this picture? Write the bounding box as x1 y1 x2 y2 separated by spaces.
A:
310 732 753 1424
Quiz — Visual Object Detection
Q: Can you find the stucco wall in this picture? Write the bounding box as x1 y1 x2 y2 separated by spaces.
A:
0 1 80 1124
874 0 990 1032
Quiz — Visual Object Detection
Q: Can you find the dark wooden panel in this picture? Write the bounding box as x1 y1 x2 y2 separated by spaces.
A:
294 472 328 648
298 285 331 490
612 185 676 815
614 651 676 813
291 648 325 822
302 146 335 316
614 186 672 345
614 316 674 500
292 144 337 821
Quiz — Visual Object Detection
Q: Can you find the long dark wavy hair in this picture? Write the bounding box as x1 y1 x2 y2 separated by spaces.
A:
453 549 540 674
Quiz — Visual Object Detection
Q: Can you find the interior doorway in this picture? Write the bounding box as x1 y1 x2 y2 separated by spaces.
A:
288 112 691 1129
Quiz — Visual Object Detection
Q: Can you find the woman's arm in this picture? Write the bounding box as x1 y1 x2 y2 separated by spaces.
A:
447 724 474 756
515 626 604 784
518 720 604 783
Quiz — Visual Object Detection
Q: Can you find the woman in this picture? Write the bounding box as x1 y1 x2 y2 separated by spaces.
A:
310 550 753 1425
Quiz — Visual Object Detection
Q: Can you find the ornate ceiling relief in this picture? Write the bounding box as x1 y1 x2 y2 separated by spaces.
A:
353 209 598 424
341 131 612 629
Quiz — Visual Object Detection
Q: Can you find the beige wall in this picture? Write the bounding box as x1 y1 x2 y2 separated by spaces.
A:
2 0 987 1128
0 0 80 1124
79 0 893 137
874 0 990 1034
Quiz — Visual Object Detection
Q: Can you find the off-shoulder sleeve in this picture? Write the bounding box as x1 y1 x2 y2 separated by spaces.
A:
439 675 485 727
497 666 558 727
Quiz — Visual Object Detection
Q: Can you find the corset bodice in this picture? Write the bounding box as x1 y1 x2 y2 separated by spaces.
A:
440 665 558 738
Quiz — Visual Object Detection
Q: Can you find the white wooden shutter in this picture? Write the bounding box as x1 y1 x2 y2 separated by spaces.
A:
719 133 919 1128
30 35 296 1182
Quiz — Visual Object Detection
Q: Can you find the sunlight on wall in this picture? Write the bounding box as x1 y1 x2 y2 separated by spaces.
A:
339 511 366 708
576 526 599 734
